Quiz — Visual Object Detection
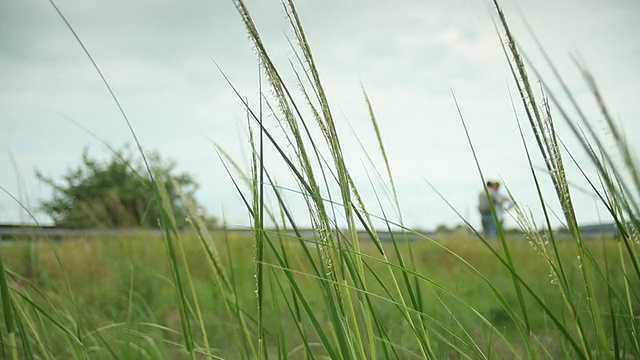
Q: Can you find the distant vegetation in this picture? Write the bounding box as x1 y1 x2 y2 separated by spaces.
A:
36 145 216 229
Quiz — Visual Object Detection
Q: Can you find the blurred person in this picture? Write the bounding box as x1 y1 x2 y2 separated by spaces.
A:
477 180 511 239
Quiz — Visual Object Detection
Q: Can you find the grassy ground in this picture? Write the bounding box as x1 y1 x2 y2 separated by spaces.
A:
1 0 638 359
0 232 635 358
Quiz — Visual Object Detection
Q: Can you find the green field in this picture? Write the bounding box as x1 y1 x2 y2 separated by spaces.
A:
1 232 636 359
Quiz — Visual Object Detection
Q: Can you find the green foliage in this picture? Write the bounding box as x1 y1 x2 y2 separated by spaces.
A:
36 146 214 229
0 234 637 359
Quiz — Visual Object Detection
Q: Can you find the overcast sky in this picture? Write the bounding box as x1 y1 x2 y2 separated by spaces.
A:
1 0 639 231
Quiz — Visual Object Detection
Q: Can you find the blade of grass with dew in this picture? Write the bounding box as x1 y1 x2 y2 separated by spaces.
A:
602 242 623 359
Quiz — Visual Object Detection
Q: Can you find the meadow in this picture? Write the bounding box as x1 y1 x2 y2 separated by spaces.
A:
0 232 636 359
1 0 639 359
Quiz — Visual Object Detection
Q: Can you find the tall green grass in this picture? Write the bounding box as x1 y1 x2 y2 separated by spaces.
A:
2 232 635 358
1 0 638 359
